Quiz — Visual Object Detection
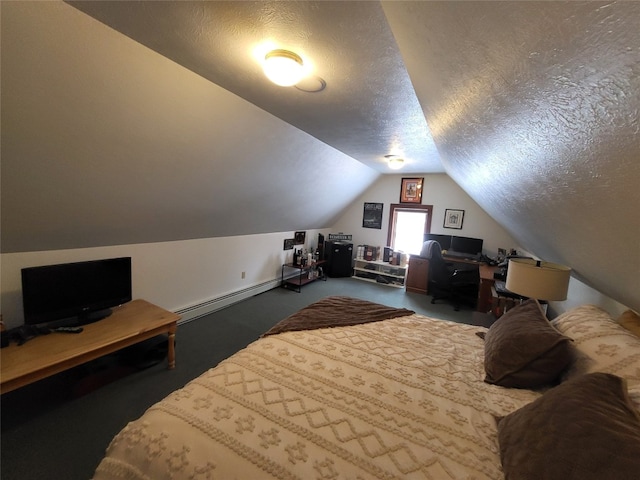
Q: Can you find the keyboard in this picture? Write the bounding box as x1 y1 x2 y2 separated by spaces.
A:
445 251 478 260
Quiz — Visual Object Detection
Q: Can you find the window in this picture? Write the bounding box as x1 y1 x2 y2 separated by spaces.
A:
387 204 433 255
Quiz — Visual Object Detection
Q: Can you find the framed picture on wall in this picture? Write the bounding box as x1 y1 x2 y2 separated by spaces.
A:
294 231 306 245
362 202 383 229
399 177 424 204
443 209 465 229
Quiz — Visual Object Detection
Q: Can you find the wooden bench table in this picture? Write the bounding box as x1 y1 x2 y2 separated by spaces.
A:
1 299 179 394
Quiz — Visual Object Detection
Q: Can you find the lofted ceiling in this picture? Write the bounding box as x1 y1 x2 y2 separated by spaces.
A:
3 1 639 311
66 0 640 310
67 0 442 174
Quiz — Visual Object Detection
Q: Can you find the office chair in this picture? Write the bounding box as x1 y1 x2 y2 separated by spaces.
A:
422 240 480 311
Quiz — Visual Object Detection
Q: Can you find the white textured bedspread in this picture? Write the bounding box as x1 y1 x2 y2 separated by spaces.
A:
94 314 540 480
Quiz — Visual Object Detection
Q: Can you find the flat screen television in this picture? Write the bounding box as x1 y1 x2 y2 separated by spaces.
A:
423 233 452 250
21 257 132 327
450 236 484 255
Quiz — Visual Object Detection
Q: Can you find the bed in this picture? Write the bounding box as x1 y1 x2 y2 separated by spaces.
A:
93 296 640 480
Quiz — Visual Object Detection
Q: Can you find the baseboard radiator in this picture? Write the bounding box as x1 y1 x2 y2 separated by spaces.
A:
175 278 281 324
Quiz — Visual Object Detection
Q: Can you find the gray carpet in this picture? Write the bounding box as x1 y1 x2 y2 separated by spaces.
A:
1 277 475 480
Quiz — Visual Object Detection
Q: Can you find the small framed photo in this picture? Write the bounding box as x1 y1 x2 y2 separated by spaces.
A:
294 231 306 245
443 209 465 229
283 238 295 250
399 177 424 204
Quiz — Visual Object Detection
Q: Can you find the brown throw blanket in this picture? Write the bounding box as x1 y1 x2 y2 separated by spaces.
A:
262 296 415 336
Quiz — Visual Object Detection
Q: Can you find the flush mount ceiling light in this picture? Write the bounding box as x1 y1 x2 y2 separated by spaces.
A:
263 49 305 87
385 155 405 170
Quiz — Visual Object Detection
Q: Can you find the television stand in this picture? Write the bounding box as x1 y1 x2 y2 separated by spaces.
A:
0 299 179 394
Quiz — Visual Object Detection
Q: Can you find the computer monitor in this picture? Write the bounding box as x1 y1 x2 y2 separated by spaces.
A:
423 233 452 250
450 236 483 255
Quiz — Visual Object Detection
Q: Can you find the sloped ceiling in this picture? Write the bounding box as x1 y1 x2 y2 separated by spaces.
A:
66 0 442 174
1 1 380 252
2 1 639 311
382 1 639 311
64 0 640 310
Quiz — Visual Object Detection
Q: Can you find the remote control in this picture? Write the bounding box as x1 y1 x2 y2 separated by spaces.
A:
53 326 83 334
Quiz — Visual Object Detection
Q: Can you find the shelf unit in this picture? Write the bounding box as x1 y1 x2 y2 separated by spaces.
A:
281 260 326 292
352 259 407 288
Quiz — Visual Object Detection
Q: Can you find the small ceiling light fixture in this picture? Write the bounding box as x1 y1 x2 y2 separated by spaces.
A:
385 155 405 170
263 49 305 87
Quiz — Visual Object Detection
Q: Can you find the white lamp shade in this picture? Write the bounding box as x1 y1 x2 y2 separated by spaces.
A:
263 49 305 87
505 258 571 301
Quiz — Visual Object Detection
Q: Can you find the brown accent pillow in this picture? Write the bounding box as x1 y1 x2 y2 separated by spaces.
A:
497 372 640 480
618 309 640 338
483 299 572 388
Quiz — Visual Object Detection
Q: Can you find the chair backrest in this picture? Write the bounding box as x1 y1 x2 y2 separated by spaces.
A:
422 241 450 284
420 240 441 259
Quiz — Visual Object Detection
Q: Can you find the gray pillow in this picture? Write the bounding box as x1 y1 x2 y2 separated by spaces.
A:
483 299 572 388
497 372 640 479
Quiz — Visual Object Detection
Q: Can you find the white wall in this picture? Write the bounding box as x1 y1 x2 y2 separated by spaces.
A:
2 173 632 328
0 230 327 329
331 173 520 256
555 278 628 318
330 173 634 317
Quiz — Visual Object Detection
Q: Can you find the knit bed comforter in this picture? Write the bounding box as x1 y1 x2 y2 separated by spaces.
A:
93 296 540 480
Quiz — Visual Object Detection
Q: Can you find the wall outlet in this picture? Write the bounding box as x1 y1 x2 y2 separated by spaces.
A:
241 271 246 279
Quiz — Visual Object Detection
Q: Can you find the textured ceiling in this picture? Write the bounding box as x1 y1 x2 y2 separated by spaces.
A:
1 1 380 252
8 1 639 311
67 0 442 174
383 1 640 310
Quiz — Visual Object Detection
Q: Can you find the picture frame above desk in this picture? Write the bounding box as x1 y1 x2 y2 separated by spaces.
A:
399 177 424 204
443 209 464 229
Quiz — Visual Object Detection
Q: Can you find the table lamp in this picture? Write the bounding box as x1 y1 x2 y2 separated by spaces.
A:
505 258 571 301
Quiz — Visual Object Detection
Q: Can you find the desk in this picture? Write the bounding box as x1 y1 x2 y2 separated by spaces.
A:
407 256 497 313
443 256 497 313
0 299 179 394
405 256 429 294
442 255 484 265
478 265 499 313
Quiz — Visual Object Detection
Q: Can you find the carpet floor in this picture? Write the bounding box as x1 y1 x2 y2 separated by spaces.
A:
1 277 477 480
